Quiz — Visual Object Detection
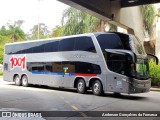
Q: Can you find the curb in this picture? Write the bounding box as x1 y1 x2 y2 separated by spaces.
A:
150 88 160 92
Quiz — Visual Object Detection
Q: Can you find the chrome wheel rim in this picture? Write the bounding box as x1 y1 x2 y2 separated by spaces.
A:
78 82 84 92
15 77 20 83
22 77 27 86
94 83 100 93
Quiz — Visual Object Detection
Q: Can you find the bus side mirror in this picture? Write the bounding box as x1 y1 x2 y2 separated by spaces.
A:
147 54 159 65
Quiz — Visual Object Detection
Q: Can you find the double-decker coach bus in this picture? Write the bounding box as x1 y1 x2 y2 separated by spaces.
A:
3 32 158 95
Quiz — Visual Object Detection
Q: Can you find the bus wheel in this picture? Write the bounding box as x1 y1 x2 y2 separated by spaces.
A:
92 80 103 96
14 75 21 86
22 75 29 87
77 79 86 94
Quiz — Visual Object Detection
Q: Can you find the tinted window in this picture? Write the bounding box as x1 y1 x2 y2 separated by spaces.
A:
96 34 124 51
75 37 96 53
106 52 127 75
27 62 101 74
21 43 33 53
75 62 101 74
32 42 45 53
62 62 75 73
32 66 45 72
114 33 131 50
5 44 23 54
4 63 8 71
44 41 59 52
45 65 52 72
59 38 75 51
52 62 62 72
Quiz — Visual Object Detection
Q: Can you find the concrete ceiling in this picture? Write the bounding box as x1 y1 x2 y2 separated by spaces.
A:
58 0 160 34
121 0 160 7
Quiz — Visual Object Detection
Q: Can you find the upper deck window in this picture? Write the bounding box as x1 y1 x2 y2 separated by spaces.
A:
75 36 96 53
96 33 124 51
59 38 75 51
5 36 96 54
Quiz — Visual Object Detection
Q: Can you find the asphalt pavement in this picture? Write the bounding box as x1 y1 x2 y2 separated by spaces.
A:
0 77 160 120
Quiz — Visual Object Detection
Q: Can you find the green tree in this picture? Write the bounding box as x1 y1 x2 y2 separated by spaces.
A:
29 23 50 40
61 7 101 35
141 5 155 39
51 25 63 37
0 35 10 64
0 20 26 42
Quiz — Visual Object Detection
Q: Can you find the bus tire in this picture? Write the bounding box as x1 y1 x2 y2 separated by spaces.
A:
14 75 21 86
77 79 86 94
22 75 29 87
92 80 103 96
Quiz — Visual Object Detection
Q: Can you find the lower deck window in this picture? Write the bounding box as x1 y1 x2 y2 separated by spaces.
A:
27 62 101 74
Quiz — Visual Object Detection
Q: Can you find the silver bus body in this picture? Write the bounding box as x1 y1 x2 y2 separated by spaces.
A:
3 32 151 95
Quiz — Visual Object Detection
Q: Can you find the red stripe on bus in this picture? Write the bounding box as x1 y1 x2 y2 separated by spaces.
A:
75 73 97 76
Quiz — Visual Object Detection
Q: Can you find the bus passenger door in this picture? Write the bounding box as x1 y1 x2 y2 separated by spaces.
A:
105 52 129 93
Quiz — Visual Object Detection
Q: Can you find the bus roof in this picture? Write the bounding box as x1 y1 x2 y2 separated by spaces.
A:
5 32 130 46
5 32 95 46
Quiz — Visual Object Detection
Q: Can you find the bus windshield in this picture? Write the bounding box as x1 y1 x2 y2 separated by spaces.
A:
130 58 149 80
96 33 149 79
129 35 146 55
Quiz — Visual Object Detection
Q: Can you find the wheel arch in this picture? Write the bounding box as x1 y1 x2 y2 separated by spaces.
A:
13 74 20 81
21 74 27 80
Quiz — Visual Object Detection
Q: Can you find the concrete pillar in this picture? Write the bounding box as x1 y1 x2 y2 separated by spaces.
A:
119 7 145 42
156 21 160 59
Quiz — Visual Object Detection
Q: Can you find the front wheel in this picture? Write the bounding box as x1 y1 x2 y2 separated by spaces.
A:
77 79 86 94
92 80 103 96
22 75 29 87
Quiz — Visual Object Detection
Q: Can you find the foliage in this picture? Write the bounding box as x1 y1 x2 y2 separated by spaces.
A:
149 59 160 86
0 20 27 64
61 7 100 35
109 24 117 32
0 35 11 64
51 25 63 37
0 73 3 76
141 5 155 38
0 20 26 42
29 23 50 40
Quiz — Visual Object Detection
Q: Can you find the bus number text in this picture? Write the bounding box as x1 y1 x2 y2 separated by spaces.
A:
10 56 26 70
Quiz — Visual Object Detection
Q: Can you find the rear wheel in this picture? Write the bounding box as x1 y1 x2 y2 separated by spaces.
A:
14 75 21 86
77 79 86 94
92 80 103 96
22 75 29 87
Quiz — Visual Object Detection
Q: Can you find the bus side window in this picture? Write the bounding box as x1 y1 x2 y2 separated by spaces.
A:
45 65 52 72
32 66 45 72
52 62 62 72
75 62 101 74
4 63 8 71
62 62 75 73
45 41 59 52
75 37 96 53
106 53 126 75
32 41 45 53
59 38 75 51
91 64 101 74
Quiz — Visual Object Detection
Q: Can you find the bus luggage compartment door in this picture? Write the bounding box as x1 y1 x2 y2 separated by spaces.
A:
106 74 129 93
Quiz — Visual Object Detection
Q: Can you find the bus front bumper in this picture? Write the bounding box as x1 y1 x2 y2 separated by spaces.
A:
129 78 151 94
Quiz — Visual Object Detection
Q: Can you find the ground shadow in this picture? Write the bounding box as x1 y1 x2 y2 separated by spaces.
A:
9 83 148 101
